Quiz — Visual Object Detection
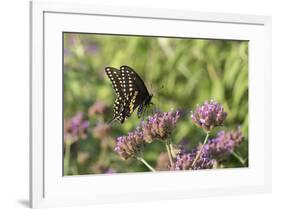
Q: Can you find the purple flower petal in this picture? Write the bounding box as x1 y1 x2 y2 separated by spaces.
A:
190 100 227 131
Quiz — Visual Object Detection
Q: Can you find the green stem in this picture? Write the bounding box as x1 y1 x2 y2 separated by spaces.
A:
137 157 156 172
165 142 174 167
192 132 210 167
231 151 246 165
64 140 72 175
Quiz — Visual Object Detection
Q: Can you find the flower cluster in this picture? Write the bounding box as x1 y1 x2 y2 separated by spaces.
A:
114 110 180 160
203 127 244 161
191 100 227 132
112 100 246 173
63 98 246 174
63 100 119 174
142 111 180 143
114 129 145 160
64 112 89 143
172 150 214 171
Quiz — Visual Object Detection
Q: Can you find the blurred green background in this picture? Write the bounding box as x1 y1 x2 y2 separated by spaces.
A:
63 33 248 175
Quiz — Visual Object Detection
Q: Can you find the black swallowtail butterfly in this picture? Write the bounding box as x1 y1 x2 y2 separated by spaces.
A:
105 65 153 123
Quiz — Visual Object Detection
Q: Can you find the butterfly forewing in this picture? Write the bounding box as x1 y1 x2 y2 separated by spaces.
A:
105 67 122 96
105 67 125 122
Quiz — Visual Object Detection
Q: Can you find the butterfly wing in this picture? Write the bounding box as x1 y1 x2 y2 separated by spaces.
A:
105 67 126 122
105 66 151 123
105 67 122 96
120 65 151 112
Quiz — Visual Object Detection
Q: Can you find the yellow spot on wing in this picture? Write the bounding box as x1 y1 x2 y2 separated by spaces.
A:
129 91 138 113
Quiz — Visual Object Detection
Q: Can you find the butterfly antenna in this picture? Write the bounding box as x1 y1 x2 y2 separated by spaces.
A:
156 84 164 94
150 82 155 96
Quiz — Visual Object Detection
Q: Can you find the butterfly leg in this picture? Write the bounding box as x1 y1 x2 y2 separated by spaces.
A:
146 102 154 115
142 106 145 121
144 104 149 119
142 104 147 120
137 103 143 118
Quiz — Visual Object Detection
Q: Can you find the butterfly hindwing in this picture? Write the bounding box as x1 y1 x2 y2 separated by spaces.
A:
120 66 150 111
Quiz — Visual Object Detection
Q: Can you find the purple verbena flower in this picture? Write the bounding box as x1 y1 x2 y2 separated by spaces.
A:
114 129 145 160
203 127 244 161
191 100 227 132
141 111 180 143
64 112 89 143
172 150 214 171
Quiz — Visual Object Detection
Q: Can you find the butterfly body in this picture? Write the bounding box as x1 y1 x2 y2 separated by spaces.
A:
105 65 152 123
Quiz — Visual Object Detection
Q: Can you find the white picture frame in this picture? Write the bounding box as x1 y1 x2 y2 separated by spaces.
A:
30 1 272 208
